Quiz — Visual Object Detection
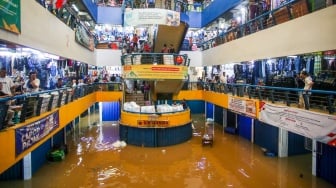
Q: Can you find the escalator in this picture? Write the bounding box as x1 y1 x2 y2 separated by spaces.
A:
150 21 189 100
153 21 189 53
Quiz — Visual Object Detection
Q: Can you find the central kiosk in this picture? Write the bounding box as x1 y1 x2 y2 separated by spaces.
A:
119 53 192 147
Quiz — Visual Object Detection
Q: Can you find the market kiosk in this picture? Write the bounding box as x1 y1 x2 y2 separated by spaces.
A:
119 53 192 147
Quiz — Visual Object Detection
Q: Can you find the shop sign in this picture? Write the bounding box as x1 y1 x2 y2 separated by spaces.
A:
124 8 180 27
123 65 188 79
228 96 256 118
75 24 94 51
137 120 169 127
259 103 336 147
0 0 20 34
15 111 59 156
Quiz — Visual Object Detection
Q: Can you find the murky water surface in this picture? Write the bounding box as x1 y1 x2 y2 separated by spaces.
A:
0 113 334 188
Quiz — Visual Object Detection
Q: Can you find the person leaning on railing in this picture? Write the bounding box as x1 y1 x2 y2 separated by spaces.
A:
0 82 14 126
23 71 41 93
299 71 314 110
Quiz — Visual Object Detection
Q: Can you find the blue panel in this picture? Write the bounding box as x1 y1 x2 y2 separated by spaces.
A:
237 115 252 141
318 143 336 186
186 12 201 28
53 129 65 147
120 123 192 147
97 7 123 25
32 139 52 175
188 100 205 114
206 102 214 119
180 12 189 24
287 132 310 156
214 105 223 126
227 110 236 128
254 120 279 156
102 102 121 121
201 0 241 27
0 160 23 180
82 0 98 22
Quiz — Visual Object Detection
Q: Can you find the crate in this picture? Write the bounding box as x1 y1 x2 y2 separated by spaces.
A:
20 96 38 122
163 55 174 65
58 91 67 107
290 0 309 18
37 94 51 116
48 92 59 111
273 7 290 25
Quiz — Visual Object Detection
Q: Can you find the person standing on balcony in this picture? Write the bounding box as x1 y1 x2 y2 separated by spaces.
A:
0 68 15 96
161 44 169 53
131 33 139 52
168 44 175 53
299 71 314 110
24 71 40 93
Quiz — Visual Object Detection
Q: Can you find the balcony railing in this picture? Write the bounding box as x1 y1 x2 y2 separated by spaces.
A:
183 0 335 51
121 53 189 66
182 81 336 114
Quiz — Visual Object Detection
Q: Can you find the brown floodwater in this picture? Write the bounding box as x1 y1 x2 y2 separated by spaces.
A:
0 112 334 188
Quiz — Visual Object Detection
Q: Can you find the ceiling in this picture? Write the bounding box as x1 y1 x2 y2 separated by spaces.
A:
67 0 96 31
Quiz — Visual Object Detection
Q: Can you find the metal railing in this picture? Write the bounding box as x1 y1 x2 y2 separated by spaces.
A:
121 53 190 66
0 82 122 129
185 0 335 51
182 81 336 114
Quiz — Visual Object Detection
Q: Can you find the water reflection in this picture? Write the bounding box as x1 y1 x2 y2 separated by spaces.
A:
0 113 334 188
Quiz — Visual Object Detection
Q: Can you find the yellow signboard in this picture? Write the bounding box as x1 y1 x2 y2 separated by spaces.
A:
123 65 188 79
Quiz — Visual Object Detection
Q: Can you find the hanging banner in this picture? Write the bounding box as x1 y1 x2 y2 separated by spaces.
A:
15 111 59 156
75 24 95 51
0 0 20 33
228 96 256 118
124 8 180 26
259 103 336 146
123 65 188 79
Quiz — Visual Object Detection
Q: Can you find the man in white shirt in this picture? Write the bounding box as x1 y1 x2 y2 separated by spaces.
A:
299 71 314 110
220 72 227 92
0 68 15 95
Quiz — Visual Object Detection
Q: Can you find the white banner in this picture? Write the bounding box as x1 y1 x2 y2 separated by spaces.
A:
124 8 180 26
259 103 336 146
228 96 256 117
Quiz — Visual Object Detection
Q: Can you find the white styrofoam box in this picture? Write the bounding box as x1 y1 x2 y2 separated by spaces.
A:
163 55 174 65
140 105 156 113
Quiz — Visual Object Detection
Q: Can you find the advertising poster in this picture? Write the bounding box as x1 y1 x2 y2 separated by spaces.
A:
75 24 95 51
123 65 188 79
259 103 336 147
15 111 59 156
0 0 20 33
228 96 256 117
124 8 180 26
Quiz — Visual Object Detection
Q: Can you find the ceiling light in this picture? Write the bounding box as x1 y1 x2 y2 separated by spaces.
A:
72 4 79 12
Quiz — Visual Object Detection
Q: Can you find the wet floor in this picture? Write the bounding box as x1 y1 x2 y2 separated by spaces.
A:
0 112 334 188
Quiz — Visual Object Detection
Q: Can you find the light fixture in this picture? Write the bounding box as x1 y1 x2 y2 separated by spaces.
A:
72 4 79 12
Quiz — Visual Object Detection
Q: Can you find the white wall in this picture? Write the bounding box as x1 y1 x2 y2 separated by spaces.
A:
0 2 334 68
180 50 202 67
202 6 336 66
0 1 95 65
95 49 122 66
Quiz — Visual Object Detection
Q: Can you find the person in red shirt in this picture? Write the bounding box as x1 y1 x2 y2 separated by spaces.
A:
143 42 151 52
131 34 139 51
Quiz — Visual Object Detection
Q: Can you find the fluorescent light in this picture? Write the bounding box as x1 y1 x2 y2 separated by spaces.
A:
72 4 79 12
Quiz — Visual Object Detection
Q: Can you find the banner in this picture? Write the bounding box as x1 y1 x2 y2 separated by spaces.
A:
15 111 59 156
228 96 256 117
259 103 336 146
124 8 180 26
75 24 94 51
123 65 188 79
0 0 20 33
